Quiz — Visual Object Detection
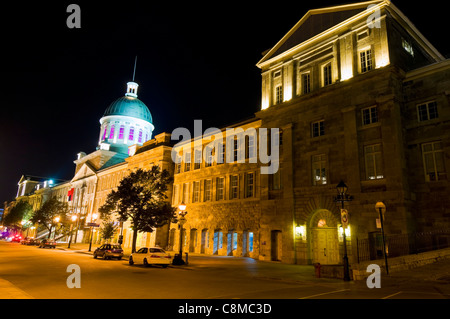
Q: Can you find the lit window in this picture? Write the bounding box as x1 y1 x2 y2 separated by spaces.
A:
312 154 327 185
129 127 134 141
422 141 446 181
118 126 125 139
365 144 384 180
417 101 438 122
102 126 108 140
275 85 283 104
248 232 254 252
138 130 143 143
402 38 414 57
360 49 373 73
109 125 115 139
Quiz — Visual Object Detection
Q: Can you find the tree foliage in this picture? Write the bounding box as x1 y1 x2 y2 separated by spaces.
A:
3 201 33 227
30 197 69 238
99 166 176 253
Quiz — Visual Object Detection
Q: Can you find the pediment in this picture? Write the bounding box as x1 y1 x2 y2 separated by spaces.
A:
257 1 383 67
71 161 97 182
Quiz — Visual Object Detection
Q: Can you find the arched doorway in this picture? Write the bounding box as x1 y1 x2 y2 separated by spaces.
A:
310 210 339 265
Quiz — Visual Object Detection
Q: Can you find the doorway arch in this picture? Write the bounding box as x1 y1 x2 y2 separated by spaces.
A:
309 209 340 265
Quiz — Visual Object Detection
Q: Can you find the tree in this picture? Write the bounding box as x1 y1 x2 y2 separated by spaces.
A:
99 221 118 243
30 197 69 239
3 201 33 228
99 166 176 253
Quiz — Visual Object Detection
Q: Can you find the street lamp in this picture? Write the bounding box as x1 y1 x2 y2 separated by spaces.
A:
334 181 353 281
173 202 188 265
68 214 78 249
375 202 389 275
88 213 98 252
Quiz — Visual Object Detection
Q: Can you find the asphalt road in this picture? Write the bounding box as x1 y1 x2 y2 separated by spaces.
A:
1 241 450 300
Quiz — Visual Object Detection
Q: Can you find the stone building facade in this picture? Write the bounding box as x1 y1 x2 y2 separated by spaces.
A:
5 1 450 268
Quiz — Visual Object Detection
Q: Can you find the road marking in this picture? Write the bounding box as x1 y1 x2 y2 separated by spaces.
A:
381 291 402 299
299 289 350 299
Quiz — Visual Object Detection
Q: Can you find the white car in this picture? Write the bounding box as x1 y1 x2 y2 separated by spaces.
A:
128 247 172 268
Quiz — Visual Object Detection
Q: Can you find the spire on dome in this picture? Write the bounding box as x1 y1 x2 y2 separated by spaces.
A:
125 56 139 98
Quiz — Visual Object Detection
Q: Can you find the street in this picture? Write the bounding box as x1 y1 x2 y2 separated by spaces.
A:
1 241 450 300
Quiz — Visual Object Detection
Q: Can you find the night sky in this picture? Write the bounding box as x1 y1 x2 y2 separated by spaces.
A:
1 0 448 204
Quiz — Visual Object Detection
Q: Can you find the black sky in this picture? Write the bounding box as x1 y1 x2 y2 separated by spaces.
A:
0 0 448 204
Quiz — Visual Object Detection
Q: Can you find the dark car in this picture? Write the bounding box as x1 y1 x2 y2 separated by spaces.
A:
93 244 123 260
39 239 56 249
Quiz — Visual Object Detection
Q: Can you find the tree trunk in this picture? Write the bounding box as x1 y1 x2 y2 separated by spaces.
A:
132 228 138 253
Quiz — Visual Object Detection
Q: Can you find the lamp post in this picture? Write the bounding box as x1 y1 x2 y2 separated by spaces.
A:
68 214 78 249
375 202 389 275
173 202 188 265
334 181 353 281
88 213 98 252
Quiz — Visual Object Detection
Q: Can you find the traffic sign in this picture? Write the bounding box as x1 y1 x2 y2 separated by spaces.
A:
341 209 349 228
87 223 100 227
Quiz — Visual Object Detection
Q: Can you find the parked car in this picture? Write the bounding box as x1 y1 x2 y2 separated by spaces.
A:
39 239 56 249
128 247 172 267
23 238 39 245
93 244 123 260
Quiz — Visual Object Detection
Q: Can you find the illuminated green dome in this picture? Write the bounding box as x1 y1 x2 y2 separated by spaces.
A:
103 96 153 124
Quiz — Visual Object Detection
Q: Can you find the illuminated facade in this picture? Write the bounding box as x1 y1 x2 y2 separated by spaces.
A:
7 1 450 269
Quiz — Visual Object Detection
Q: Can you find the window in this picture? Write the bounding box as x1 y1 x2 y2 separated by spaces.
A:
233 137 239 162
192 181 200 203
102 126 108 140
230 175 239 199
182 183 189 203
204 180 212 201
217 143 225 165
312 154 327 185
362 106 378 125
216 177 224 200
360 49 373 73
417 101 438 122
422 141 446 181
248 232 254 252
246 134 255 159
194 149 202 170
302 72 311 94
109 125 115 139
269 167 282 190
312 120 325 138
184 152 191 172
129 127 135 141
245 172 254 198
172 185 179 205
402 38 414 57
365 144 384 180
205 146 213 167
275 85 283 104
138 130 143 143
118 126 125 139
323 63 332 86
175 154 181 174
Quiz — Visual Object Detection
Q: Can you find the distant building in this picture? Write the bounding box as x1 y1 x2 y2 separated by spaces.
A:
8 1 450 268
